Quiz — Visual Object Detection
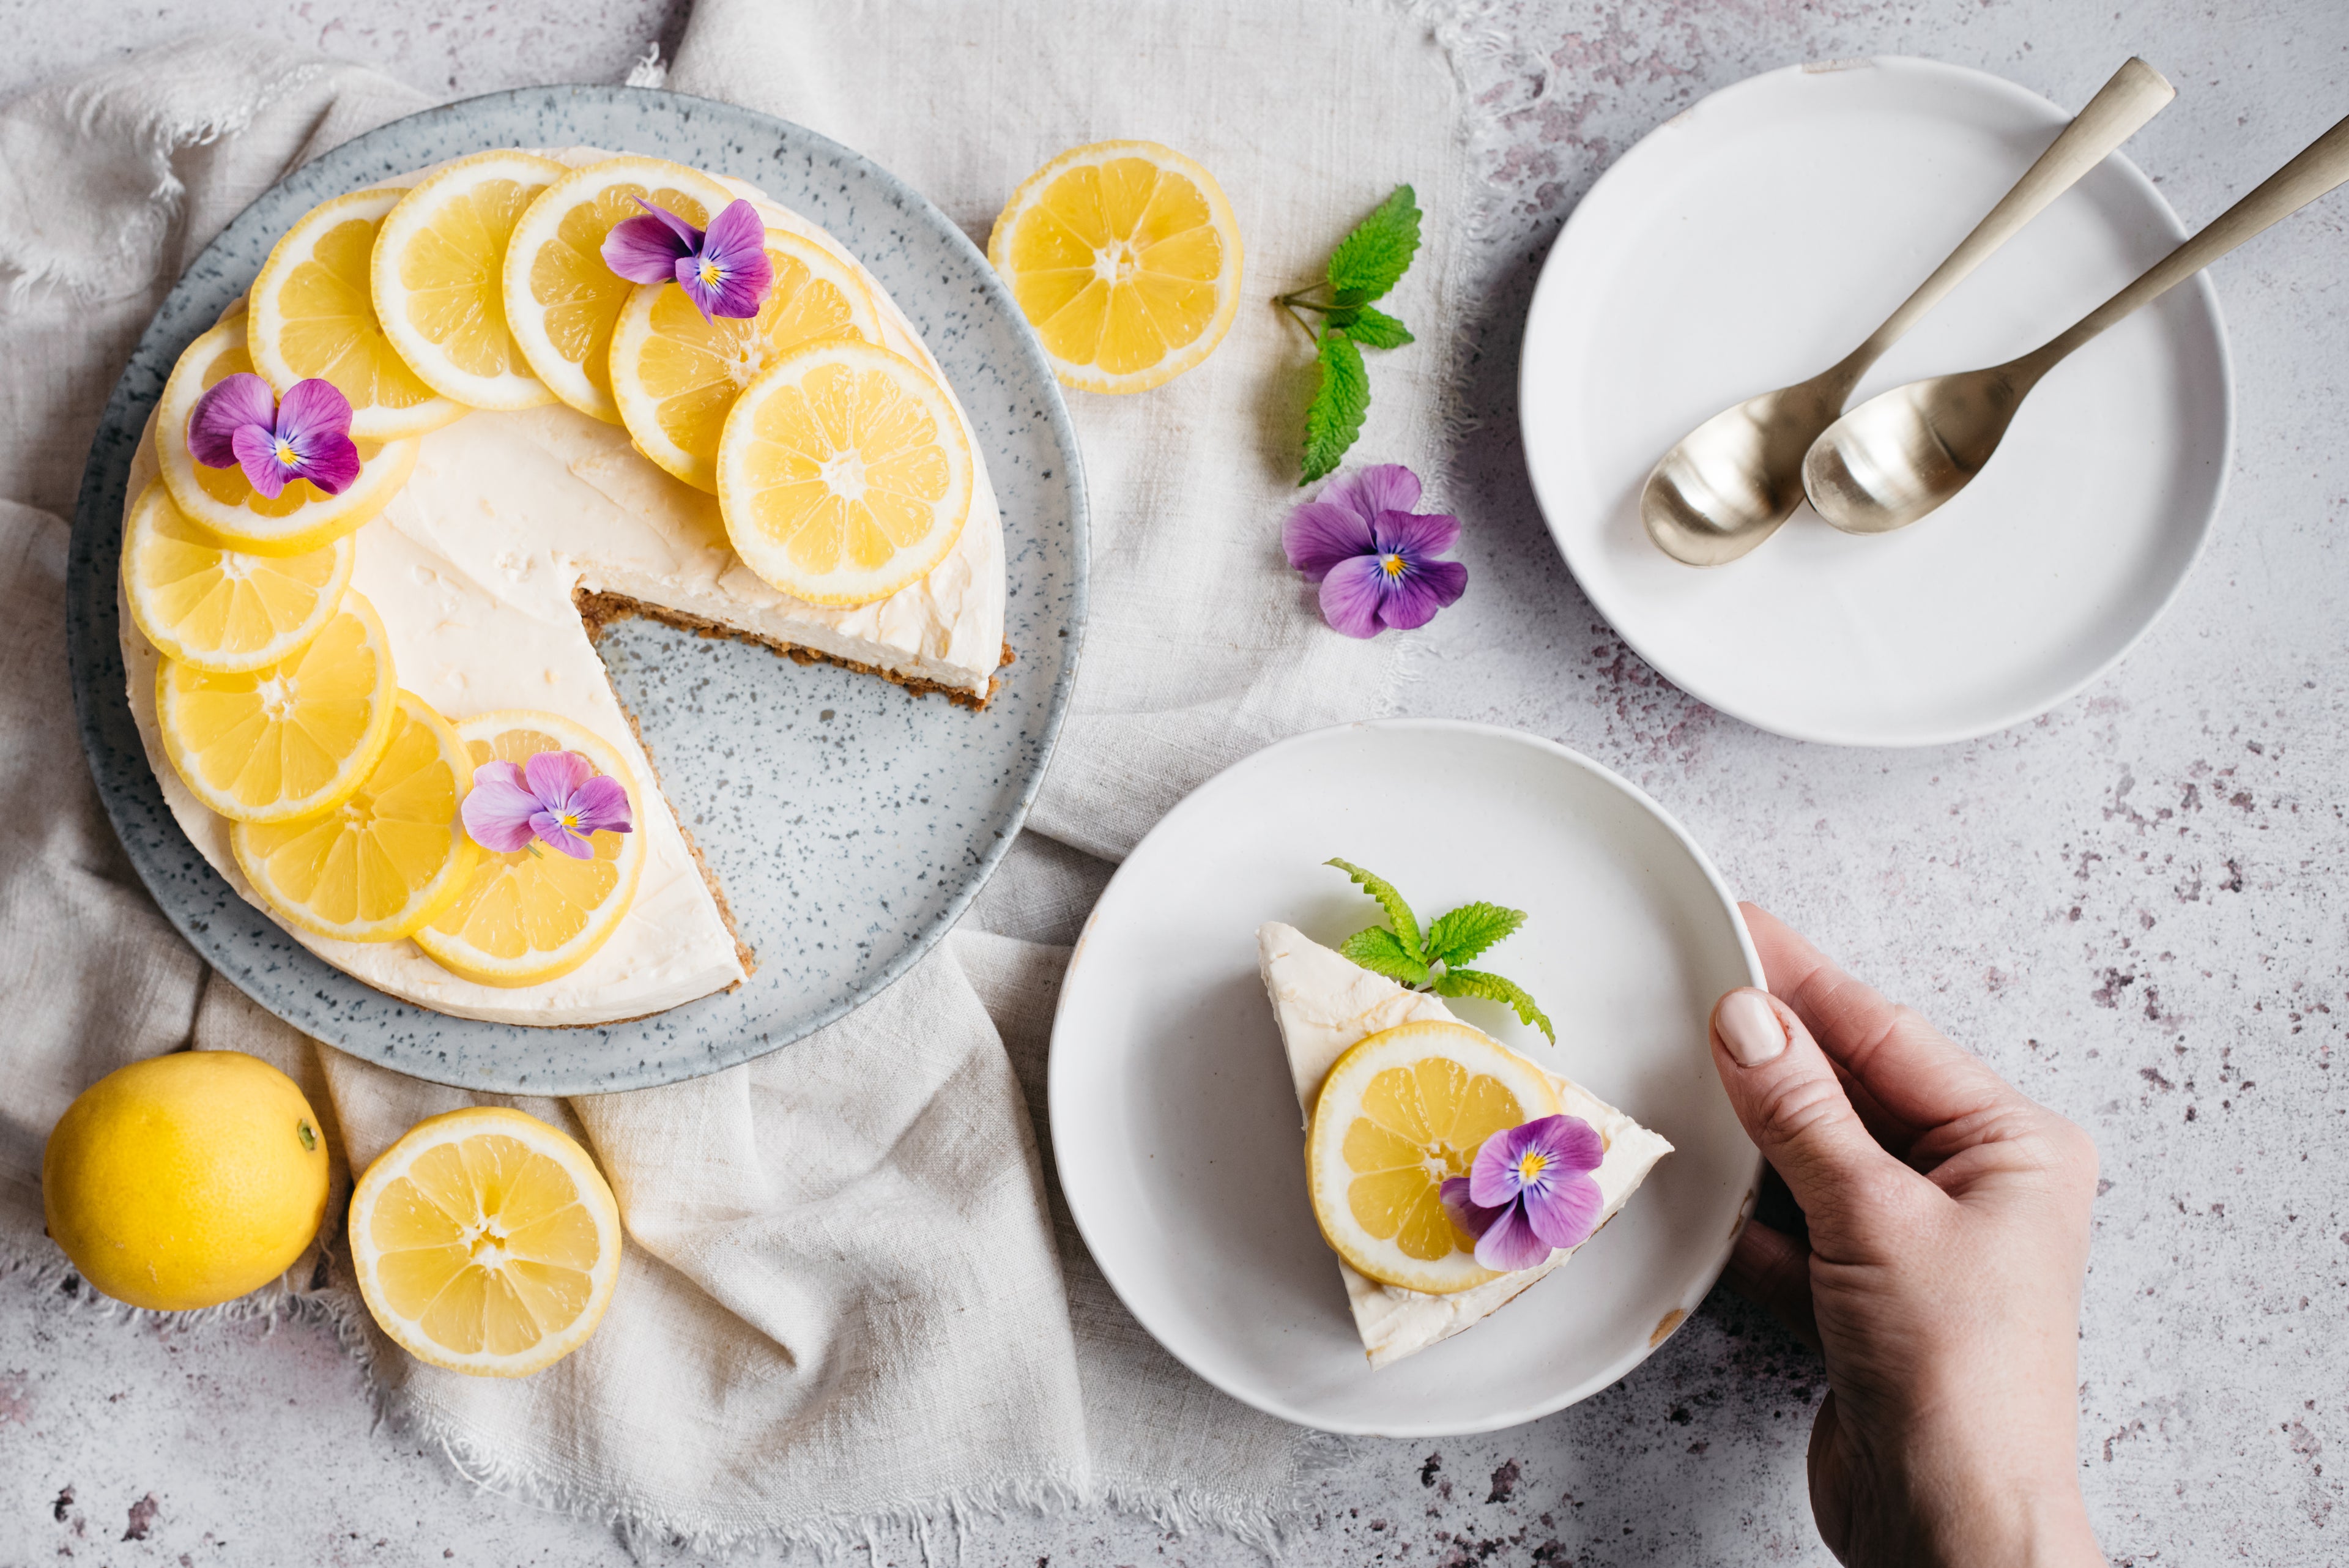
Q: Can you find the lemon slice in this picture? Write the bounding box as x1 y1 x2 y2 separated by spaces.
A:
502 157 738 424
1305 1020 1562 1295
713 340 973 606
229 692 480 942
371 150 570 411
610 228 883 493
155 319 419 555
349 1105 622 1378
247 188 469 440
987 140 1243 394
121 478 355 674
156 590 399 824
414 711 648 987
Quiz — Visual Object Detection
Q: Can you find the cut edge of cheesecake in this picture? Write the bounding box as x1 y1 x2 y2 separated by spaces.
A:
1256 920 1674 1369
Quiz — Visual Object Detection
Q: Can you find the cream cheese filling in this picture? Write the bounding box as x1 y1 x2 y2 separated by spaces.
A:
119 149 1005 1027
1256 922 1675 1368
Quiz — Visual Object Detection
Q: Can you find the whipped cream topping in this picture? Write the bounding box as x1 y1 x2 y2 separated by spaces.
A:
119 150 1006 1027
1256 921 1675 1368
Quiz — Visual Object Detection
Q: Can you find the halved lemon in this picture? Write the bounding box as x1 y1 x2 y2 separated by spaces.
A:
714 340 972 606
156 590 399 824
349 1105 622 1378
155 319 418 555
502 157 738 423
1305 1020 1562 1294
987 140 1243 394
371 149 570 410
414 711 648 987
229 692 480 943
121 478 354 673
247 188 468 440
609 228 882 492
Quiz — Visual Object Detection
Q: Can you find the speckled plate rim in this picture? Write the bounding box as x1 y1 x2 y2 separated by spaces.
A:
65 84 1088 1095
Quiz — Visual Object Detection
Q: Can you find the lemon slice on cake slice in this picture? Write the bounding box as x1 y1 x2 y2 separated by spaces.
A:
349 1105 622 1377
415 711 648 987
155 320 418 555
610 228 883 492
156 589 399 824
988 140 1243 393
230 692 480 943
502 156 738 423
122 478 355 673
714 339 973 605
1305 1019 1562 1295
371 149 570 411
247 188 468 440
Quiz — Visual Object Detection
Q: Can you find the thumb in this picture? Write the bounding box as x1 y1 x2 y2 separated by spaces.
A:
1711 987 1918 1249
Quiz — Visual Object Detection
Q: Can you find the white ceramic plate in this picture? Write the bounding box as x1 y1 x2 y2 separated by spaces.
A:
1520 58 2232 746
1048 721 1765 1435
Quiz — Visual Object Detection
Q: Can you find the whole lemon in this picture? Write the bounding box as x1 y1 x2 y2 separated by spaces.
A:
42 1051 330 1311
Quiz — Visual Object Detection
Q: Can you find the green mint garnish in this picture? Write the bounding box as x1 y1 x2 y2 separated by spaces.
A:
1323 858 1553 1042
1277 185 1425 483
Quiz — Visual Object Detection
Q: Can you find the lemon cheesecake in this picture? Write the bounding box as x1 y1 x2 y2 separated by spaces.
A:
119 148 1007 1027
1258 922 1674 1367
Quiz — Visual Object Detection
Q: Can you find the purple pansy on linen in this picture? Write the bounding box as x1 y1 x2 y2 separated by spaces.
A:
185 373 362 499
1439 1113 1606 1273
461 751 634 861
1282 463 1468 638
600 196 774 322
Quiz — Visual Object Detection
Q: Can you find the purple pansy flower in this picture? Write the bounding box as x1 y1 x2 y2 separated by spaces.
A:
600 196 774 322
1282 463 1468 639
1439 1113 1606 1273
460 751 634 861
186 373 362 499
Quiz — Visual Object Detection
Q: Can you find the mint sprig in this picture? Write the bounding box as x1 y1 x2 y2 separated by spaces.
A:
1279 185 1423 483
1323 859 1553 1042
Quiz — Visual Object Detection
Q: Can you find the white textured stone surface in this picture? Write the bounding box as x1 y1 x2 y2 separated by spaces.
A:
6 1 2347 1564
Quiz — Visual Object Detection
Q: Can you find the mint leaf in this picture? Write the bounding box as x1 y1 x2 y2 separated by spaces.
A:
1338 305 1413 350
1338 926 1431 987
1325 185 1422 303
1301 327 1370 484
1423 902 1526 968
1326 858 1422 961
1433 968 1556 1043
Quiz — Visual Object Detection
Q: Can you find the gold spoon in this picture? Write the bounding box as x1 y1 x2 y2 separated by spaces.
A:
1641 58 2175 567
1806 108 2349 534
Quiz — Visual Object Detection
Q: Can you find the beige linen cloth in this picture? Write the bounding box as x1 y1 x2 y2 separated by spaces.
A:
0 0 1477 1549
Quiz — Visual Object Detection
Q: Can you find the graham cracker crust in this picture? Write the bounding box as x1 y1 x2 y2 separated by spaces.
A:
573 589 1011 710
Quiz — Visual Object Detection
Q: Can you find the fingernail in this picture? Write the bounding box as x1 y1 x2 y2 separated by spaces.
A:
1717 990 1786 1066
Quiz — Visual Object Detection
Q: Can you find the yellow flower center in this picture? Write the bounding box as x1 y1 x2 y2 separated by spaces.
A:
1516 1150 1548 1183
1380 552 1407 578
273 437 299 467
698 258 723 287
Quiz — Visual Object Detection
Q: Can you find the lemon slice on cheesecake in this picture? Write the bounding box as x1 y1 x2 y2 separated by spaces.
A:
502 156 738 424
155 320 418 555
415 711 648 987
714 339 973 605
349 1105 622 1377
1305 1019 1561 1295
231 692 480 943
371 150 570 411
156 590 399 824
610 227 883 492
122 479 355 673
247 187 468 440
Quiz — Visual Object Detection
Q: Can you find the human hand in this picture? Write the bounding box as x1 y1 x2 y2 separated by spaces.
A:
1708 904 2103 1568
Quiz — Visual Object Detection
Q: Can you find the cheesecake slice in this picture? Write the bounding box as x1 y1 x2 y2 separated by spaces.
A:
1257 921 1674 1367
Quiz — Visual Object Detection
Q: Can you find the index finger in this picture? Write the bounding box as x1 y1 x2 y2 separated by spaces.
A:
1742 903 2018 1149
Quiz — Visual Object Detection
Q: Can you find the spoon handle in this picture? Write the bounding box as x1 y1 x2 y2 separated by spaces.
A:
2034 110 2349 367
1843 58 2175 374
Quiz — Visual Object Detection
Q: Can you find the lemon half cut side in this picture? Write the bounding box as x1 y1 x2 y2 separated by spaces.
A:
349 1105 622 1378
122 478 355 674
1305 1019 1562 1295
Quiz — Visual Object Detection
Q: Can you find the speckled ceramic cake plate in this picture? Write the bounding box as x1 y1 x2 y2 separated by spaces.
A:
65 86 1086 1095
